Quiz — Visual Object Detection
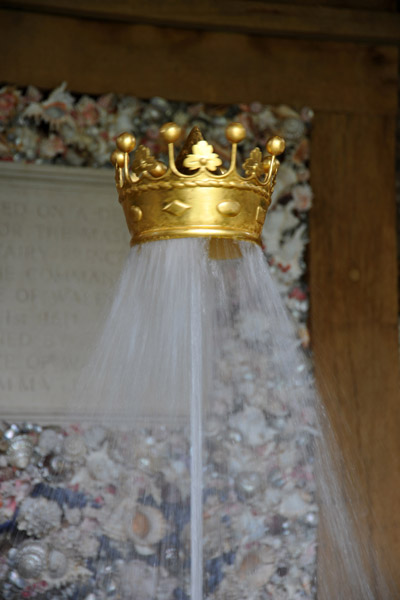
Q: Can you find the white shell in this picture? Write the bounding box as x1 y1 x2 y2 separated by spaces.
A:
63 434 87 462
86 447 120 482
129 505 166 546
47 549 69 579
17 497 62 537
38 429 63 455
7 435 33 469
16 541 47 579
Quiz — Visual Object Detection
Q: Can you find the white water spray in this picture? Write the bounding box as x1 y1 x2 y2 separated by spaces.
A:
72 237 394 599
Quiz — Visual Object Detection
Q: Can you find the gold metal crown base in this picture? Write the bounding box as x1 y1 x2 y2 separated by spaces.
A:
130 226 261 246
111 121 285 250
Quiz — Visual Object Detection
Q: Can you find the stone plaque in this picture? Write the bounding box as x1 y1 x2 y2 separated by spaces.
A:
0 162 129 421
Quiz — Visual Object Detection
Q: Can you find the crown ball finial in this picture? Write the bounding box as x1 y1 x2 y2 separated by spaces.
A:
110 149 126 168
116 132 136 153
149 161 168 178
160 122 182 144
266 136 285 156
226 122 246 144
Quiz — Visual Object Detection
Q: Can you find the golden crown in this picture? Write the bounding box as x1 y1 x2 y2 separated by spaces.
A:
111 122 285 247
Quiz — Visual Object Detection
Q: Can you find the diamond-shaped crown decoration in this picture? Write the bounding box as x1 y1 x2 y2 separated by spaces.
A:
111 122 285 247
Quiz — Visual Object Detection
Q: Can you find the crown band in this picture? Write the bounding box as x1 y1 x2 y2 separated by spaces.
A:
111 122 285 247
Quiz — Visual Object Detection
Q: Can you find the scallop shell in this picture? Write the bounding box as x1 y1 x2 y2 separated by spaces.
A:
16 541 47 579
7 435 33 469
42 564 92 590
129 505 166 546
47 549 68 579
62 434 87 462
18 497 62 537
101 499 133 542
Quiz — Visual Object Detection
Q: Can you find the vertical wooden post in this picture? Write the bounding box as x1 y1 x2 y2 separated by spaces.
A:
310 112 400 588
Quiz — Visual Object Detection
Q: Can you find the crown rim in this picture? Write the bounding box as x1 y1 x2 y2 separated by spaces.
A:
111 122 285 246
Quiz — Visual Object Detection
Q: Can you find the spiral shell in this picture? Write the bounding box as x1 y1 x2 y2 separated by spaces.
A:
47 549 68 579
15 541 47 579
18 497 62 537
7 435 33 469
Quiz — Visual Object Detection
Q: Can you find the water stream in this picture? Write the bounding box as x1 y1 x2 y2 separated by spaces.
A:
0 237 395 599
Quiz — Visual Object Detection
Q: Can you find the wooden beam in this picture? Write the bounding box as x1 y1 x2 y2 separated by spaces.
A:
0 9 398 115
1 0 400 44
309 111 400 587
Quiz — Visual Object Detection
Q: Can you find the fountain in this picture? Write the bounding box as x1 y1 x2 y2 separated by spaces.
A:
0 120 395 599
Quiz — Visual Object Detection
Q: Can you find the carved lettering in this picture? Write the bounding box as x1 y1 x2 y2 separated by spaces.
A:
0 164 124 418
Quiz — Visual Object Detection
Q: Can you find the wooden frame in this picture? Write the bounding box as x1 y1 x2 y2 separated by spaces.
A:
0 1 399 591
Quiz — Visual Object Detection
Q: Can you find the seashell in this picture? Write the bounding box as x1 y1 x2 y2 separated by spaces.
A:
132 511 150 539
119 560 158 600
47 549 68 579
38 429 63 455
280 491 310 518
64 507 82 526
18 497 62 537
101 497 135 542
83 425 107 450
7 435 33 469
229 406 275 447
107 432 136 464
16 541 47 579
133 543 157 556
129 505 166 546
280 116 305 142
238 550 261 576
49 526 81 556
42 564 92 590
4 424 19 440
235 471 263 498
87 447 120 482
77 535 100 559
45 454 72 481
63 434 87 462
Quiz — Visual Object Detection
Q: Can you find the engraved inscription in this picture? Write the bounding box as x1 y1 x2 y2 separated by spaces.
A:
0 164 128 420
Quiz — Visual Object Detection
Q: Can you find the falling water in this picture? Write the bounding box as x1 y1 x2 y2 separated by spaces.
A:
69 235 396 599
2 236 395 598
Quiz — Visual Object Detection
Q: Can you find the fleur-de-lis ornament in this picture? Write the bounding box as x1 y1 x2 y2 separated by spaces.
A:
183 140 222 172
132 145 158 175
243 148 264 178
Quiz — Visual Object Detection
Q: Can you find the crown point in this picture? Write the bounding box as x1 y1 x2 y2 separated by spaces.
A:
149 161 168 178
226 122 246 144
110 149 126 168
160 122 182 144
266 136 285 156
116 132 136 153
